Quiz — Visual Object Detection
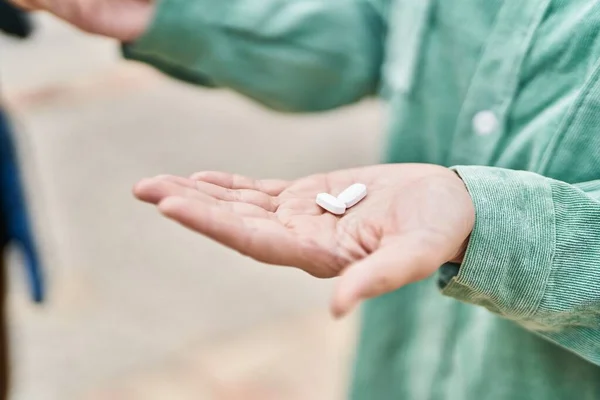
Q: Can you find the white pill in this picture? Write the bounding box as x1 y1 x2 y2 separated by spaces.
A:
337 183 367 208
316 193 346 215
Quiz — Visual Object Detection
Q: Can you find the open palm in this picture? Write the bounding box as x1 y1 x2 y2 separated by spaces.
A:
134 164 474 316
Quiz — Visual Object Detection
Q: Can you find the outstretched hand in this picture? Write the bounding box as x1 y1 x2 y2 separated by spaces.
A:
134 164 475 317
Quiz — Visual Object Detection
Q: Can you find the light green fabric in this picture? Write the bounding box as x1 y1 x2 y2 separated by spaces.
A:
125 0 600 398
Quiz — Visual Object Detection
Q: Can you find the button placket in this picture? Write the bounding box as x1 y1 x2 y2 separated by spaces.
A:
447 0 551 166
382 0 432 95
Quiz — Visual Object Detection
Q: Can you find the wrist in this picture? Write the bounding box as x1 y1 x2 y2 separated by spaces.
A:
449 169 473 264
450 236 470 264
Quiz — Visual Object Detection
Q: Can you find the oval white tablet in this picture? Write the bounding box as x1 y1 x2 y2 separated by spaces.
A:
316 193 346 215
337 183 367 208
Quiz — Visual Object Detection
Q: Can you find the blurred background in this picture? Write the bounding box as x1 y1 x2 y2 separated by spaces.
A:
1 12 383 400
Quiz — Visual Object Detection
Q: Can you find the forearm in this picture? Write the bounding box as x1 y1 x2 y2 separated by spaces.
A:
123 0 384 112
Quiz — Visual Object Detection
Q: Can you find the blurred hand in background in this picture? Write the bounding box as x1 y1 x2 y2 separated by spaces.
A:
8 0 152 41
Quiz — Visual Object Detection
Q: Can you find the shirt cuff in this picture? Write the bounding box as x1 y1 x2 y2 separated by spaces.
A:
440 166 556 319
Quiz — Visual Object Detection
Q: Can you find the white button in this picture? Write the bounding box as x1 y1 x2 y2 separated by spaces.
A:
472 110 498 136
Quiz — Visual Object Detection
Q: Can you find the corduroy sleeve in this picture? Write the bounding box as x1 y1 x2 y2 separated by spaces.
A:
122 0 384 112
440 166 600 366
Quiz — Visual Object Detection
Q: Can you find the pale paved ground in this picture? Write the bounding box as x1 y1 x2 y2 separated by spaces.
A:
1 14 383 400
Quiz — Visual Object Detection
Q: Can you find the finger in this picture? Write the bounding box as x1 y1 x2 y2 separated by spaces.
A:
194 181 278 212
330 234 448 318
135 178 272 218
190 171 288 196
158 175 198 189
158 197 303 266
134 177 213 205
133 175 195 203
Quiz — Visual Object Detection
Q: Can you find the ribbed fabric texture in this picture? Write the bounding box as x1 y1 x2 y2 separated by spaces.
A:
124 0 600 398
443 166 555 319
445 167 600 366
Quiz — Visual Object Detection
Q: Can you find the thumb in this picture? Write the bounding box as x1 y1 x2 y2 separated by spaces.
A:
330 233 450 318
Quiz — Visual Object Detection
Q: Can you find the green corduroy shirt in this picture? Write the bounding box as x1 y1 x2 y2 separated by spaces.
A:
124 0 600 398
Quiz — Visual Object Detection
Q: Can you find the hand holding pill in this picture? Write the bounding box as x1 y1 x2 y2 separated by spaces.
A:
314 183 368 215
134 164 475 317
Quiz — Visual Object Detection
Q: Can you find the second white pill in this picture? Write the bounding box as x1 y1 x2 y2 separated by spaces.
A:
337 183 367 208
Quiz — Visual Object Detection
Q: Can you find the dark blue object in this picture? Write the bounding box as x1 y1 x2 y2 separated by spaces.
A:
0 0 33 38
0 111 44 302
